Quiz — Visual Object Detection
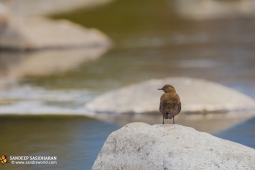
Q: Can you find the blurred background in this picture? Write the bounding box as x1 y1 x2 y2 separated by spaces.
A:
0 0 255 169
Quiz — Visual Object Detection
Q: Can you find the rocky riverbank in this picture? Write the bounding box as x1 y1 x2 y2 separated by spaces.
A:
92 122 255 170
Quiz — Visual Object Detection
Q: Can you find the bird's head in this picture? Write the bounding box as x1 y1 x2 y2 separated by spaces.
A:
158 84 176 93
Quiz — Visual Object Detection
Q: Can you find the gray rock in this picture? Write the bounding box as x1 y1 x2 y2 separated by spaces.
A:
173 0 255 20
92 122 255 170
0 3 9 26
0 16 111 50
0 0 113 16
85 77 255 114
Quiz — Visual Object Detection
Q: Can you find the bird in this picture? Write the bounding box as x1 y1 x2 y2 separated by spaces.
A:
158 84 181 124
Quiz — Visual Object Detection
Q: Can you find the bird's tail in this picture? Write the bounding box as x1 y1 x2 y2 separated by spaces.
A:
164 113 169 119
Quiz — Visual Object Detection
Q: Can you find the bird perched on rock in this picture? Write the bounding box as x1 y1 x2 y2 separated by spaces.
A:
158 84 181 124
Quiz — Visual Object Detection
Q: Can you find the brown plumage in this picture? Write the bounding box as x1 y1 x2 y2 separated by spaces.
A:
158 84 181 124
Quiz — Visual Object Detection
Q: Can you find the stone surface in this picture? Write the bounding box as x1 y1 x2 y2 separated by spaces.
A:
173 0 255 20
85 77 255 114
0 3 9 26
0 16 111 50
0 0 113 16
92 122 255 170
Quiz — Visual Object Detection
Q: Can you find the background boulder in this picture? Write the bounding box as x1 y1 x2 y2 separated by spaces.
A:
0 16 111 50
173 0 255 20
85 77 255 115
0 0 113 16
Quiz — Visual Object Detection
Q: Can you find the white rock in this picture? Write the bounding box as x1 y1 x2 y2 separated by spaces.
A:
92 122 255 170
0 0 113 16
0 3 10 26
85 77 255 114
173 0 255 20
0 16 111 50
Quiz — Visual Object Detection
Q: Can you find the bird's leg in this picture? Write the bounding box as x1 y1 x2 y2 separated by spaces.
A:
162 115 164 124
173 116 175 124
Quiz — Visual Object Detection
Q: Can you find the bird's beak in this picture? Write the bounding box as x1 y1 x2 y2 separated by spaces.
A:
158 88 162 90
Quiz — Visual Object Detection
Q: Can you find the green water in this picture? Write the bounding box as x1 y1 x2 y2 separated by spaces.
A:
21 0 188 91
0 116 120 170
21 0 255 97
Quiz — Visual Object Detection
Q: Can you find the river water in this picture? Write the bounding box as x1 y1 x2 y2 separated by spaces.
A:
0 0 255 169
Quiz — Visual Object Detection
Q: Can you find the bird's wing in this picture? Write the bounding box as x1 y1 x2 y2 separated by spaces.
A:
175 93 180 100
176 93 181 113
178 105 181 113
159 95 165 114
159 102 163 114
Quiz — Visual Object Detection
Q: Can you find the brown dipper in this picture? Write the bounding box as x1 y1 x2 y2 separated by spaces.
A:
158 84 181 124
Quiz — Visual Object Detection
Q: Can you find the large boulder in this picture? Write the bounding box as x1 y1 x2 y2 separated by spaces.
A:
92 122 255 170
0 16 111 50
172 0 255 20
0 3 9 26
85 77 255 114
0 0 113 16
